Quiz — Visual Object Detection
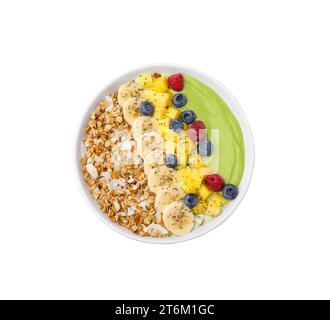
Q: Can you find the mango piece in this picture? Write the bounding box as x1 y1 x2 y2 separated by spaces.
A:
154 76 168 93
189 151 205 169
199 184 213 200
193 200 208 214
157 118 170 136
199 166 213 177
137 74 153 88
166 107 181 120
206 193 227 217
178 167 203 193
144 90 171 109
153 106 168 120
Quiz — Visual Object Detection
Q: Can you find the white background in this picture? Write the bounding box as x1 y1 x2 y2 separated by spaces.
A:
0 0 330 300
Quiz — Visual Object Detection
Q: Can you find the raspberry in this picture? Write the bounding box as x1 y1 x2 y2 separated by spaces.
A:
168 74 184 91
204 174 225 192
187 120 207 141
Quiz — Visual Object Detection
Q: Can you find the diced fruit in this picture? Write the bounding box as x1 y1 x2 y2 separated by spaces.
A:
188 121 207 142
166 107 181 120
139 101 154 116
204 174 225 192
192 200 207 214
154 76 168 93
168 73 184 91
157 118 171 136
172 93 187 108
144 90 171 108
183 194 198 208
189 150 204 168
170 119 184 132
137 74 153 88
206 193 227 217
199 184 213 200
199 166 213 177
165 154 178 169
222 184 239 200
197 140 213 157
181 110 197 124
178 167 203 194
153 106 168 120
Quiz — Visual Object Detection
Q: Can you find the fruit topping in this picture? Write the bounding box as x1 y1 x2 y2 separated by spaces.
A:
144 90 171 109
206 194 226 217
170 119 184 132
137 74 153 88
172 93 188 108
165 154 178 169
168 73 184 91
165 106 181 120
154 76 168 93
222 184 239 200
139 101 154 116
198 184 213 200
204 174 224 192
197 140 213 157
178 167 203 194
183 194 199 208
187 120 207 141
181 110 197 125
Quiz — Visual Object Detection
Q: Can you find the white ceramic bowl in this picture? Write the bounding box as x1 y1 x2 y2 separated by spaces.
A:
75 64 255 244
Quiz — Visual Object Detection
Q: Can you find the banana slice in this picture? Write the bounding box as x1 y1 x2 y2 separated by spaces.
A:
148 166 180 193
118 81 142 107
132 116 158 141
163 201 194 236
137 131 164 159
143 149 165 177
123 97 142 125
155 186 185 213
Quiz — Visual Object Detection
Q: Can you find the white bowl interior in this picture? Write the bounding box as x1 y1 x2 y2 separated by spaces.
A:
76 64 255 244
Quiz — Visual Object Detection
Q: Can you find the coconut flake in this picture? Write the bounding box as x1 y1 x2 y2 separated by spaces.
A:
86 163 98 179
95 155 104 163
107 178 126 191
121 140 134 151
144 224 168 235
127 206 136 216
127 176 134 184
105 95 112 103
113 199 120 212
100 171 111 181
139 199 149 210
80 142 87 158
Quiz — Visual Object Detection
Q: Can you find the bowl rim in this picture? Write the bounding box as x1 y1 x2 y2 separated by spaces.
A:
75 63 255 244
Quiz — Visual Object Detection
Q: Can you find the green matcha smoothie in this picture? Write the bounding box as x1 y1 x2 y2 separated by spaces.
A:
182 76 245 185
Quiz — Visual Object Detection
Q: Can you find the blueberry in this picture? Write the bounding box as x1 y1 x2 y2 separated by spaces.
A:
170 119 184 132
183 194 199 208
197 140 213 157
165 154 178 169
139 101 154 116
222 184 239 200
181 110 196 124
172 93 187 108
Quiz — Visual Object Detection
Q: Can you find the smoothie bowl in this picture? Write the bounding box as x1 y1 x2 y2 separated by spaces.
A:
76 65 254 243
